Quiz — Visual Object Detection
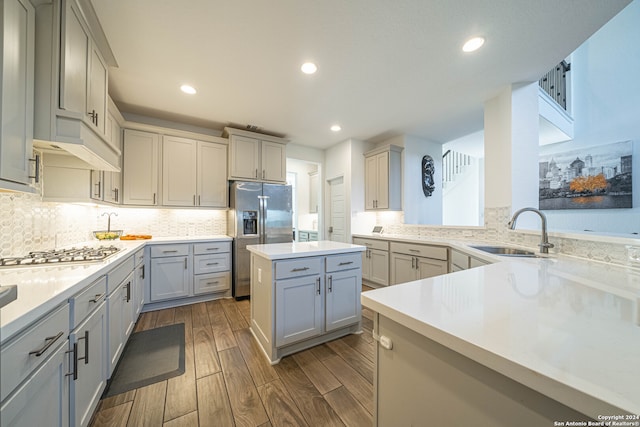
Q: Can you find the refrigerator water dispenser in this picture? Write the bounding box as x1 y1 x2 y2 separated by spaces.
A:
242 211 258 235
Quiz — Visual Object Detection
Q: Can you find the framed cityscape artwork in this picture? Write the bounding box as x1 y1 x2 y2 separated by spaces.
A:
539 140 633 210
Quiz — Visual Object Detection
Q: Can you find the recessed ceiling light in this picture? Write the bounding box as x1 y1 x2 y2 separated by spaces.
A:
180 84 197 94
330 124 341 132
462 37 485 53
301 62 318 74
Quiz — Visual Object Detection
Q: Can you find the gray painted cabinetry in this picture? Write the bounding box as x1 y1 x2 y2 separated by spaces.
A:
251 251 362 364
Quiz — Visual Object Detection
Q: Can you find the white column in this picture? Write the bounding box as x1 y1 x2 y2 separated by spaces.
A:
484 83 539 227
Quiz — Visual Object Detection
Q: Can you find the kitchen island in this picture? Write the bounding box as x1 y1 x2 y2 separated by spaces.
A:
247 240 365 364
362 251 640 426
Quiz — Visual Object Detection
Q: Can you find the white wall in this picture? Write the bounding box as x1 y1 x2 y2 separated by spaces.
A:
403 135 443 225
540 1 640 235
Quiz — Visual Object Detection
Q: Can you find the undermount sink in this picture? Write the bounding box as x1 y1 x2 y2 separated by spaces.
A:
471 245 538 257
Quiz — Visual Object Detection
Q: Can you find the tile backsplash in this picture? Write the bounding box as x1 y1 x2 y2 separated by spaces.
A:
0 192 227 257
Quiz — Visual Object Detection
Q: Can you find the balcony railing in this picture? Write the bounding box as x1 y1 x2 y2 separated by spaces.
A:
539 60 571 110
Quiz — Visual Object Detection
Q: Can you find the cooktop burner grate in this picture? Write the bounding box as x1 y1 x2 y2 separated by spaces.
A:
0 245 120 267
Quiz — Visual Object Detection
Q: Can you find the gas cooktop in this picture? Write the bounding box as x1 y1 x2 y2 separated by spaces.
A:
0 245 120 268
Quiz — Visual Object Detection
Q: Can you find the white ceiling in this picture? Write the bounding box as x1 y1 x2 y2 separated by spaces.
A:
91 0 631 149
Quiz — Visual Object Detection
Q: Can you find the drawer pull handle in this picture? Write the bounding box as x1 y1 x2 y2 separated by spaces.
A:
163 250 178 253
78 331 89 365
29 331 64 357
206 248 220 251
338 261 353 266
409 249 420 253
291 267 310 272
206 281 220 285
66 343 78 380
316 277 321 295
89 293 105 303
206 262 220 266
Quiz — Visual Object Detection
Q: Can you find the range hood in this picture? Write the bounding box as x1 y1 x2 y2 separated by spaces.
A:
34 118 121 172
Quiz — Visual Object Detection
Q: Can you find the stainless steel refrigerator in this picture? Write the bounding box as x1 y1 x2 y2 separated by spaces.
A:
228 181 293 299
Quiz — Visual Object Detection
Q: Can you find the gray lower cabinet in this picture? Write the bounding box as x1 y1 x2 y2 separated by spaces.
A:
252 251 362 363
148 241 231 306
275 273 323 346
390 242 448 285
70 299 107 427
0 303 70 427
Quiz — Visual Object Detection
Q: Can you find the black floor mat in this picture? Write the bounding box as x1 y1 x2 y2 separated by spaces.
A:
104 323 185 397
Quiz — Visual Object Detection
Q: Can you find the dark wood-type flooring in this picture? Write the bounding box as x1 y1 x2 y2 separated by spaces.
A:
90 285 376 427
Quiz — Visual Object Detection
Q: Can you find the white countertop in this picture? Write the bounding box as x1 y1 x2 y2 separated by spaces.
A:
247 240 365 260
0 235 231 343
361 239 640 418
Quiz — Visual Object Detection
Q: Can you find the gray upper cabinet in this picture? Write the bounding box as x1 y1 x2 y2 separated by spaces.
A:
33 0 119 171
364 144 402 211
224 127 287 183
0 0 37 193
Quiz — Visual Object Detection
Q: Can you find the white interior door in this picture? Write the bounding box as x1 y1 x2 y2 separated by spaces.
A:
328 176 346 242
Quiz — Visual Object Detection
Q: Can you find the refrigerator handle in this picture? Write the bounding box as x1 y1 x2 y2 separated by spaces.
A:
258 195 269 244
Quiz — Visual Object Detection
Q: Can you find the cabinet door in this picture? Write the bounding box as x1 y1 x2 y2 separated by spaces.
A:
361 250 371 281
364 155 378 209
134 261 145 319
71 301 107 427
390 253 417 285
275 275 322 347
0 342 70 427
123 129 159 205
375 151 390 209
89 169 102 201
150 256 191 301
325 269 361 332
261 141 286 182
60 0 88 117
370 249 390 286
1 0 35 187
87 45 107 134
162 136 196 206
229 135 259 180
103 171 121 204
197 141 227 207
107 284 124 378
416 257 448 280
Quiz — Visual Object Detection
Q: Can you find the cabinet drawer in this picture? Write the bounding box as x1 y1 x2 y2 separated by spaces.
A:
194 272 230 295
470 257 489 269
150 244 189 258
107 255 134 294
275 257 322 280
194 241 231 255
326 253 362 272
308 232 318 241
194 253 231 274
450 250 469 270
134 248 144 266
1 303 70 402
70 276 107 329
298 231 309 242
353 237 389 251
390 242 447 261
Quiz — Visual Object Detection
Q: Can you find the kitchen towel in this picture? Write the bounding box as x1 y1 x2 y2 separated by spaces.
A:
104 323 185 397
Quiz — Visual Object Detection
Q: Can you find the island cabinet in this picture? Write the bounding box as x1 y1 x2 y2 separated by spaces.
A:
449 249 489 272
248 243 364 364
390 242 447 285
373 314 588 427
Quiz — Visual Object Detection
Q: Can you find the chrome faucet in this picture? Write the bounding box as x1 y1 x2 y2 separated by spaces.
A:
102 212 118 232
507 208 554 254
